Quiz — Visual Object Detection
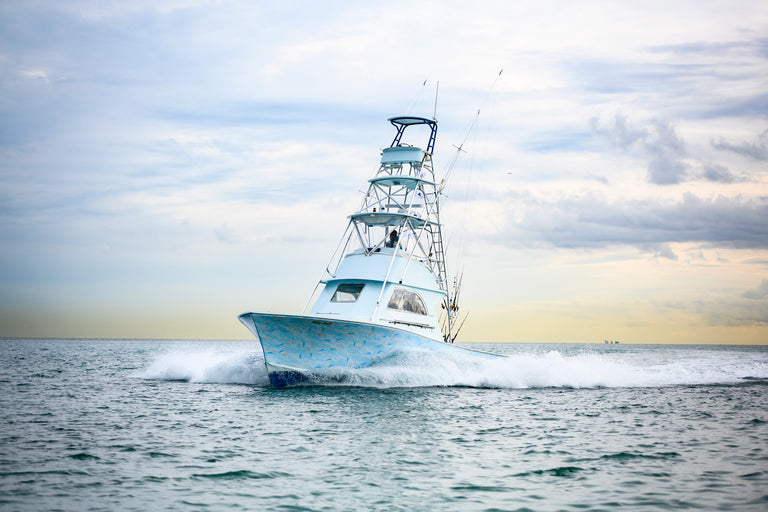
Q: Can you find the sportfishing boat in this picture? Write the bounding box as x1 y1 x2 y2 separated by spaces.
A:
239 115 501 386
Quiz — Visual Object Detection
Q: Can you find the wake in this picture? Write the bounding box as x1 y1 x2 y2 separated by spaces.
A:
135 345 768 389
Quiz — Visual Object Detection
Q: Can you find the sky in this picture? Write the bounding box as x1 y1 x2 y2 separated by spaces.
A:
1 0 767 343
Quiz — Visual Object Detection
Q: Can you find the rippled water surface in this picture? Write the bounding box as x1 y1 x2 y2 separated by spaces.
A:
1 339 767 511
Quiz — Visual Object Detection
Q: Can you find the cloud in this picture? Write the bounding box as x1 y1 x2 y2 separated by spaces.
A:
18 68 50 83
702 298 768 327
711 129 768 162
494 192 768 250
591 114 765 185
646 39 768 55
644 119 688 185
565 34 768 121
589 114 647 150
742 279 768 300
700 163 749 184
694 93 768 121
591 115 688 184
639 243 678 261
215 225 239 245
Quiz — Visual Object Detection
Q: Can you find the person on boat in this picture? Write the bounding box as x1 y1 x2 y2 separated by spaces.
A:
385 230 399 248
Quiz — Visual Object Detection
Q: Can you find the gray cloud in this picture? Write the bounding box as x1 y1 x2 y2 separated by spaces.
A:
639 243 679 261
645 119 688 185
700 163 750 184
591 114 764 185
591 115 689 185
567 35 768 122
702 298 768 327
742 279 768 300
589 114 647 150
694 93 768 121
495 192 768 250
646 39 768 56
711 129 768 162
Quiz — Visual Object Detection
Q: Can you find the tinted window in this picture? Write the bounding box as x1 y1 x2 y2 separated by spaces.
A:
386 288 427 315
331 283 365 303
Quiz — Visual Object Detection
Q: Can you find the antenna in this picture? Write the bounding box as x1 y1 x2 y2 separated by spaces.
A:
432 81 439 121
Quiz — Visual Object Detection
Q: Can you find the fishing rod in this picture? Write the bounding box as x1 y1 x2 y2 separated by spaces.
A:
451 311 470 344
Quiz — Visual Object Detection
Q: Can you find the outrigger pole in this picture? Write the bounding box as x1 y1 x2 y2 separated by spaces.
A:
432 81 440 121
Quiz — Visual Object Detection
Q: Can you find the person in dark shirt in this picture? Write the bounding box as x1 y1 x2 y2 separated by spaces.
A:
385 230 399 248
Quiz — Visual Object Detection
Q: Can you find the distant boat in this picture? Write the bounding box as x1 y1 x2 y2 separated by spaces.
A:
239 116 503 386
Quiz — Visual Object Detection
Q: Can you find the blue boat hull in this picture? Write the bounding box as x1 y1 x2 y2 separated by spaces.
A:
238 312 495 387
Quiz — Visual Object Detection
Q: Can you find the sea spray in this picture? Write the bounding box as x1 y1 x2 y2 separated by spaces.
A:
135 343 768 389
317 349 654 389
136 349 269 385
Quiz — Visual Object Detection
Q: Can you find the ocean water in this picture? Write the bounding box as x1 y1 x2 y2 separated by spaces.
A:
1 339 767 512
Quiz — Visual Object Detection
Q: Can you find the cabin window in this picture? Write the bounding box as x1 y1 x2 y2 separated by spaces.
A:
331 283 365 303
387 288 428 316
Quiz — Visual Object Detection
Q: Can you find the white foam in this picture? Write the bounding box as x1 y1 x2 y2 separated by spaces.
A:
136 349 269 385
326 348 768 389
135 344 768 389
